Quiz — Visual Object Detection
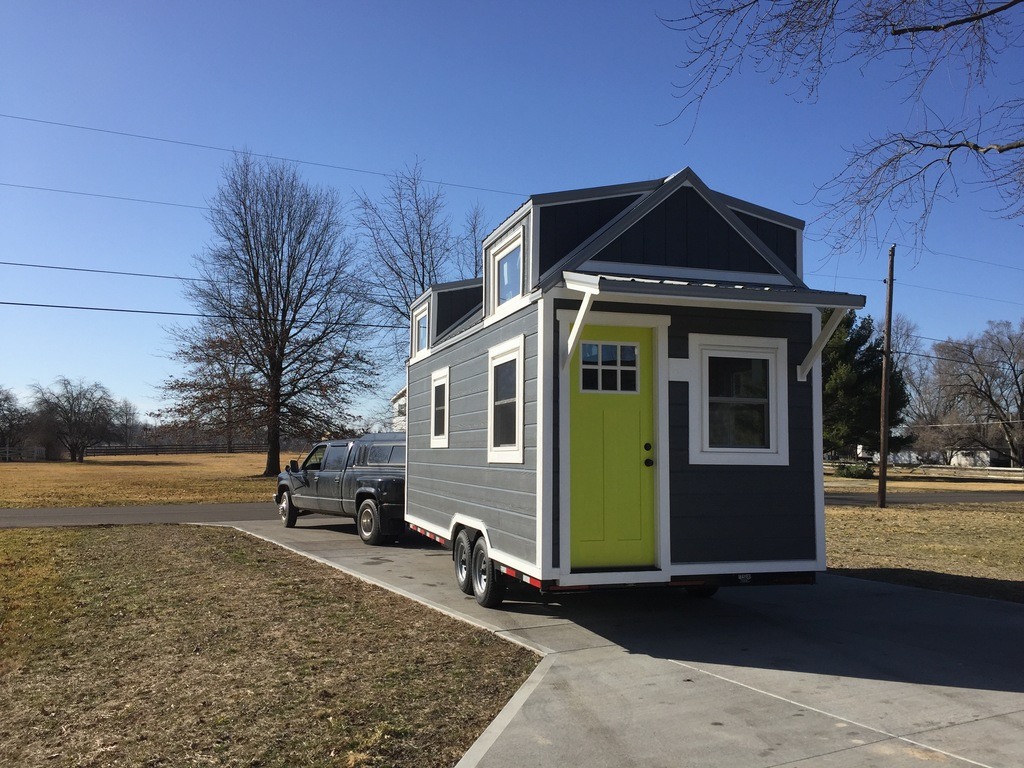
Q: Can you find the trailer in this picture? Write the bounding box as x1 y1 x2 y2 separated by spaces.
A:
404 167 865 607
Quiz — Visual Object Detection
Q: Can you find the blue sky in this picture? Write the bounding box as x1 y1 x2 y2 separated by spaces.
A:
2 1 1023 418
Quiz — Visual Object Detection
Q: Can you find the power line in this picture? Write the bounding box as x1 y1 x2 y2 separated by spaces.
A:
809 273 1024 307
0 113 528 198
0 182 208 210
0 300 404 328
0 259 198 282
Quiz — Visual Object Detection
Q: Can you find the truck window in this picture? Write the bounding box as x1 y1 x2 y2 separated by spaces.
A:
322 445 349 471
389 445 406 465
367 444 391 465
301 445 326 471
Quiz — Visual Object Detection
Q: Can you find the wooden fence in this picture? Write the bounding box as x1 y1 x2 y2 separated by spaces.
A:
84 444 265 457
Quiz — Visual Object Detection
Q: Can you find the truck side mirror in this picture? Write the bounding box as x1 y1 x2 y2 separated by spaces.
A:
289 459 299 473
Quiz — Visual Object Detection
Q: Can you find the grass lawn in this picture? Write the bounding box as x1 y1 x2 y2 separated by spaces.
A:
0 525 538 767
0 453 276 508
823 472 1023 603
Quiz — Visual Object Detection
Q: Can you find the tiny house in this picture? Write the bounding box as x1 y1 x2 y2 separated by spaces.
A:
404 167 865 606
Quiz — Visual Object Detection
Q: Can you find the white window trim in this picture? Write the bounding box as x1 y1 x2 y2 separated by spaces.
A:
688 333 789 466
430 367 450 448
488 228 524 322
487 335 525 464
411 304 430 362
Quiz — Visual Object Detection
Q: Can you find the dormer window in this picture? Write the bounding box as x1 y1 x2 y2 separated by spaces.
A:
497 244 521 305
412 304 429 357
489 230 524 314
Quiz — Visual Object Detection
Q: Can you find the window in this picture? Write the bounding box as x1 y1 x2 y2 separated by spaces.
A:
301 445 326 471
497 245 521 305
488 231 524 315
487 335 525 463
322 445 349 471
389 445 406 465
708 357 769 448
430 367 450 448
689 334 789 466
412 305 429 357
580 342 638 393
367 444 394 465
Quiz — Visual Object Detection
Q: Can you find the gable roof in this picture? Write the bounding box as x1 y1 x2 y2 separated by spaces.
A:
537 167 807 291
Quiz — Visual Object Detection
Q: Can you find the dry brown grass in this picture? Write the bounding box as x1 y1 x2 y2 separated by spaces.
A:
0 525 538 767
826 501 1024 603
0 453 276 508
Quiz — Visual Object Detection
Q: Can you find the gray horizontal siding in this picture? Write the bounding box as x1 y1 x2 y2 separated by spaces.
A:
406 305 539 564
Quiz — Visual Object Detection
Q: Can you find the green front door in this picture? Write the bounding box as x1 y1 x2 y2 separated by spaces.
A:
569 324 656 569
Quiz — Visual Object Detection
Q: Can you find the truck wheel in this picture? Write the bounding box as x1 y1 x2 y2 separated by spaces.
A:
471 536 506 608
453 530 474 595
278 489 298 528
357 499 384 545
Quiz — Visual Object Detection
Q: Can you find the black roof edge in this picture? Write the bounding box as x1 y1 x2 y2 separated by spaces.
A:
431 277 483 293
716 191 805 230
529 178 662 207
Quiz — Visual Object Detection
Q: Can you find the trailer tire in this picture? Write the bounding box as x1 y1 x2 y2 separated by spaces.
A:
470 536 506 608
357 498 384 545
453 530 474 595
278 489 298 528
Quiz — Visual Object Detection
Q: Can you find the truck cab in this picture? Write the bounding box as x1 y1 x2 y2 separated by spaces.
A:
275 432 406 545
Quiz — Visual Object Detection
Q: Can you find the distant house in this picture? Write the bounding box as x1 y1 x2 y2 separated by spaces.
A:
403 167 865 595
390 387 407 433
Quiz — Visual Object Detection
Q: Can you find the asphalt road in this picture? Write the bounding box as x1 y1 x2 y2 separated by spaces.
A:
0 502 279 528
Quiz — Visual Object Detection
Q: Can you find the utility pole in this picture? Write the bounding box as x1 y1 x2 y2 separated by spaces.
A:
878 244 895 509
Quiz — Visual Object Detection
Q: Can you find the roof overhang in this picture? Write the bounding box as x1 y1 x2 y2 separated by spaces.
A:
560 271 865 381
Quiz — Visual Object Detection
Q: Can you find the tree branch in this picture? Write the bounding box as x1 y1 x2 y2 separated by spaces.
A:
891 0 1024 35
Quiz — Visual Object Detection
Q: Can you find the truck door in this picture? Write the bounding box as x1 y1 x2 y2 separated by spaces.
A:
340 442 362 515
316 444 349 515
293 444 326 511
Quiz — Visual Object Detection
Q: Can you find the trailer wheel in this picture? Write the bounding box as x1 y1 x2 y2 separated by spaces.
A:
685 585 719 599
453 530 474 595
470 536 506 608
278 489 298 528
357 498 384 545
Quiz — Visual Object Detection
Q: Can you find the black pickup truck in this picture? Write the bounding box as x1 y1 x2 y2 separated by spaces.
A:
275 432 406 545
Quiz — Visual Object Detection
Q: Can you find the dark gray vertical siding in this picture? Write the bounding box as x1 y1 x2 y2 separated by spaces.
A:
406 305 539 564
666 308 816 564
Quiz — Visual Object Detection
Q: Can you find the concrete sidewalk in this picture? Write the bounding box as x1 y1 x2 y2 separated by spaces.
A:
231 517 1024 768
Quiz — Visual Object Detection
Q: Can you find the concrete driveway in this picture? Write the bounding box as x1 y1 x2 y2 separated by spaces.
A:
232 516 1024 768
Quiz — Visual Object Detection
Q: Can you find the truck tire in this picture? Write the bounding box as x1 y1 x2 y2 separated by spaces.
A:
278 489 298 528
471 536 506 608
453 530 474 595
357 498 384 545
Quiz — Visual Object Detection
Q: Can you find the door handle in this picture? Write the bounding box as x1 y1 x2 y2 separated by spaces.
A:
644 458 654 467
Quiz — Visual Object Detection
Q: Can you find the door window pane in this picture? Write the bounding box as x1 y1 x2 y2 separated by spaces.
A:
581 342 639 393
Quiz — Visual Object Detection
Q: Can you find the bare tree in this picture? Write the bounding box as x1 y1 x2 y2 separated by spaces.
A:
664 1 1024 249
356 161 457 357
933 318 1024 467
454 202 489 280
112 398 141 448
182 153 374 476
31 377 115 462
0 386 30 460
159 322 262 452
357 160 489 362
